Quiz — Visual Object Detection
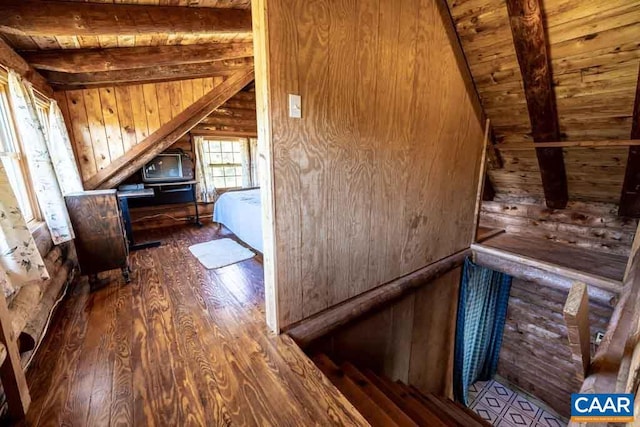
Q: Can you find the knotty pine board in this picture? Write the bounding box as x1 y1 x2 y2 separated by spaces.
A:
55 77 222 183
447 0 640 203
256 0 485 328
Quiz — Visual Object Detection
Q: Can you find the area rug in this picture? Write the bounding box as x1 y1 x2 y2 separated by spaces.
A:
188 238 255 269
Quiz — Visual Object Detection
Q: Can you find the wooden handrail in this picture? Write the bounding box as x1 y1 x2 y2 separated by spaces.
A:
285 248 470 347
471 243 619 304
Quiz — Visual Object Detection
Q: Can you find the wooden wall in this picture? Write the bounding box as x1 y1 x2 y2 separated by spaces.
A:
254 0 485 330
446 0 640 203
480 200 639 257
487 146 630 203
497 278 614 418
308 269 461 397
54 76 225 184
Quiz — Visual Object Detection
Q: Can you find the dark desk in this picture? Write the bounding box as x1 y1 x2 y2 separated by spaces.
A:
117 188 161 251
117 180 201 251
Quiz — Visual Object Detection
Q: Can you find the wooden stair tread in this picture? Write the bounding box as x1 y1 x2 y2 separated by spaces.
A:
341 362 417 427
362 369 448 427
313 354 400 427
408 386 489 427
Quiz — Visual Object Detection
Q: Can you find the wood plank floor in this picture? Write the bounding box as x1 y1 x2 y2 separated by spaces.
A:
22 224 367 426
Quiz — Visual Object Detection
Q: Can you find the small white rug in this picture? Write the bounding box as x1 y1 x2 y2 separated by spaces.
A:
189 238 255 269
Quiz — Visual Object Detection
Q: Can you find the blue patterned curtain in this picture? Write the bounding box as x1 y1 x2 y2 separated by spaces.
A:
454 258 512 406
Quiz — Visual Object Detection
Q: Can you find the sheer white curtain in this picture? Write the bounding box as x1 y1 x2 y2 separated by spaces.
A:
195 136 218 203
249 137 259 187
7 71 80 244
47 100 83 195
0 161 48 298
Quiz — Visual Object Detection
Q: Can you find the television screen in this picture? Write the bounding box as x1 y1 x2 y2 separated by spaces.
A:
143 154 184 182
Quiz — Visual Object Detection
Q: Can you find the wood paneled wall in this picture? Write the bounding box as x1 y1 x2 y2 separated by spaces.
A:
308 269 461 397
54 76 225 183
253 0 485 329
497 278 614 418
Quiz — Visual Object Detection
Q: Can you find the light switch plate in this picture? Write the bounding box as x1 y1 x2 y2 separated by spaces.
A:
289 94 302 118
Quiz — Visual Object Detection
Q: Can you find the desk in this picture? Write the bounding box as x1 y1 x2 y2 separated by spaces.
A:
117 180 201 251
117 188 161 251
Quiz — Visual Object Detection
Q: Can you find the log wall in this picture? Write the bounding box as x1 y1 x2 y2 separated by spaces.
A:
480 200 638 256
497 278 614 419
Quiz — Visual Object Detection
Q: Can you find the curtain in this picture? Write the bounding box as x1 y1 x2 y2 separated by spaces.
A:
47 100 83 195
8 71 75 244
454 258 512 406
0 161 49 298
240 139 251 188
195 136 218 203
249 137 259 187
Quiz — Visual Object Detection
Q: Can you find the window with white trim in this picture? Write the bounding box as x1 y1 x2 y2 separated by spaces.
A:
0 81 39 223
201 139 248 189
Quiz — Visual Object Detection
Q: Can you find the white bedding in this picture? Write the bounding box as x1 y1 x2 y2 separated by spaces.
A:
213 189 263 253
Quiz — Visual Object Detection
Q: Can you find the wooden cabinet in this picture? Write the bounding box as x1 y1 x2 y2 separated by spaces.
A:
65 190 129 281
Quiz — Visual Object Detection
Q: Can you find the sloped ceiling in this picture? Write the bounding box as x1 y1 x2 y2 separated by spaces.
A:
447 0 639 205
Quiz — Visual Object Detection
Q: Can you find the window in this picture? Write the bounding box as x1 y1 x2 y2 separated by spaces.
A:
0 81 39 223
202 139 246 189
34 96 50 141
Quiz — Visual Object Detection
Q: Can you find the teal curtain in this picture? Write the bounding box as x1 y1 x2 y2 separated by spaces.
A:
454 258 512 405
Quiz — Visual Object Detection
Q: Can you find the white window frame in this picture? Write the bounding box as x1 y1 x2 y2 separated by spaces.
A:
0 71 42 225
202 138 248 190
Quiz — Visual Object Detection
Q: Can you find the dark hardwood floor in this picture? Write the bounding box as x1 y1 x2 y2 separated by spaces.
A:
22 224 366 426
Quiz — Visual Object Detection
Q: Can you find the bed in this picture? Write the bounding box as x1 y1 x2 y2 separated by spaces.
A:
213 188 263 253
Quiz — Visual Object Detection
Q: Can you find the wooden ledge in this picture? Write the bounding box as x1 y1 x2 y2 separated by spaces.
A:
472 243 621 301
285 248 470 347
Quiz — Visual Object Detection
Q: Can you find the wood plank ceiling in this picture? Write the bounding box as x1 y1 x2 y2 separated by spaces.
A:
0 0 254 90
1 0 252 52
447 0 640 210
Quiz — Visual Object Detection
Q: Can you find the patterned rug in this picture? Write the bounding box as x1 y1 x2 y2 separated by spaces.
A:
468 379 566 427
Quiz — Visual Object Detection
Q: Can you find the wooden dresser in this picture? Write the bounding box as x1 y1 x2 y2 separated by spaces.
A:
65 190 130 282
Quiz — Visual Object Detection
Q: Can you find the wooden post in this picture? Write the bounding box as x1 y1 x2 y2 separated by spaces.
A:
471 119 491 245
0 288 30 420
563 282 591 381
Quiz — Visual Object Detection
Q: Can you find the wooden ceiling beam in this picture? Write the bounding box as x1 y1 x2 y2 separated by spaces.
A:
618 69 640 217
0 1 252 37
83 68 255 190
23 43 253 73
0 38 53 97
506 0 568 209
43 60 254 90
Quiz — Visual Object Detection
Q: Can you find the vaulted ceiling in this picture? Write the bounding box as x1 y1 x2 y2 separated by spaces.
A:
1 0 639 213
446 0 640 214
0 0 254 90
